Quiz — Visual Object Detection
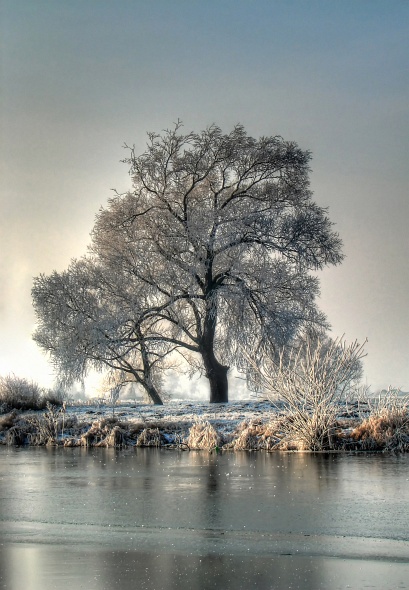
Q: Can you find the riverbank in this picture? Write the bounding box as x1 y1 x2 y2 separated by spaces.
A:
1 399 408 452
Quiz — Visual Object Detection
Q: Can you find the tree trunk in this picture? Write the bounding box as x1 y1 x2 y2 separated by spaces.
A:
201 346 229 403
201 289 229 403
129 365 163 405
143 382 163 405
138 333 163 405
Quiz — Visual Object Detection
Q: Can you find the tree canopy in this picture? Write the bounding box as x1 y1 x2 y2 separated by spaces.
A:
32 257 168 404
33 122 344 403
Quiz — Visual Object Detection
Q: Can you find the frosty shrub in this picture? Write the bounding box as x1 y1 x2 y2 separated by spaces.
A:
24 402 64 445
0 374 44 412
42 387 66 407
246 336 366 450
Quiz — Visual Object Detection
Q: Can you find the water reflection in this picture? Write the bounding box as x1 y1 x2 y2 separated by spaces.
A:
0 448 408 590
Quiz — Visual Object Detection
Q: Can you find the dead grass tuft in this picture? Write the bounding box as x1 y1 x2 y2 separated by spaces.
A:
186 420 221 450
63 437 80 447
226 420 280 450
136 427 164 447
0 411 18 431
5 425 27 445
351 414 409 451
80 419 129 447
350 390 409 451
80 421 108 446
95 425 127 447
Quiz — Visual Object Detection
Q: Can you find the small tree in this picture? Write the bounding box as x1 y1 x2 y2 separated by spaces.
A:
32 258 166 404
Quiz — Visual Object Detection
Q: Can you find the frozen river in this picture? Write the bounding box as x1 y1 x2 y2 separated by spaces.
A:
0 447 408 589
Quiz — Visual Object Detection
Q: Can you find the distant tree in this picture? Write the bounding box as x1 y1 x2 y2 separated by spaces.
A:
32 258 168 405
88 122 344 402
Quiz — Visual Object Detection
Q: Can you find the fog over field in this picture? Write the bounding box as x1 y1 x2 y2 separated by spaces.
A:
1 0 408 395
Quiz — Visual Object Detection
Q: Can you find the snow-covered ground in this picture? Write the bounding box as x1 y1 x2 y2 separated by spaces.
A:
66 399 282 438
6 396 408 451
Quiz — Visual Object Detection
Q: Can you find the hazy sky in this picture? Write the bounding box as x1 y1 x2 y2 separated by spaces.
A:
1 0 408 396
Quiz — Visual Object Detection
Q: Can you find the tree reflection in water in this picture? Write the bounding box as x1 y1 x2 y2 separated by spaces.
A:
0 447 408 589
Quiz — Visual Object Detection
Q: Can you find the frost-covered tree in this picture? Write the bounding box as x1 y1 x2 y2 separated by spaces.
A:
32 258 168 404
89 122 344 403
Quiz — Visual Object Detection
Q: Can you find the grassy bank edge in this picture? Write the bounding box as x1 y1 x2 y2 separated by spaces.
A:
1 402 408 453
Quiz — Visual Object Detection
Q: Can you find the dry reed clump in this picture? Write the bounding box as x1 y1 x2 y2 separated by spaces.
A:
19 403 71 446
186 420 221 450
0 410 18 431
80 420 107 446
226 420 280 451
5 423 29 445
63 437 80 447
3 415 46 446
136 427 164 447
125 421 146 443
80 418 127 447
132 420 188 447
95 425 127 447
350 396 409 452
3 412 61 446
249 414 350 452
277 411 341 451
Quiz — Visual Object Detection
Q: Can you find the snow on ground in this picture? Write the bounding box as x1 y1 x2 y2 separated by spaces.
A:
67 399 281 438
5 396 407 451
66 397 358 442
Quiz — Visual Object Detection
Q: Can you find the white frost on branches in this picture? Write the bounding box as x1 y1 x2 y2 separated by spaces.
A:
33 122 344 403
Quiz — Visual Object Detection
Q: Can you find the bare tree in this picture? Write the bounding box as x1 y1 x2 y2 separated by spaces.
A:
90 122 343 402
